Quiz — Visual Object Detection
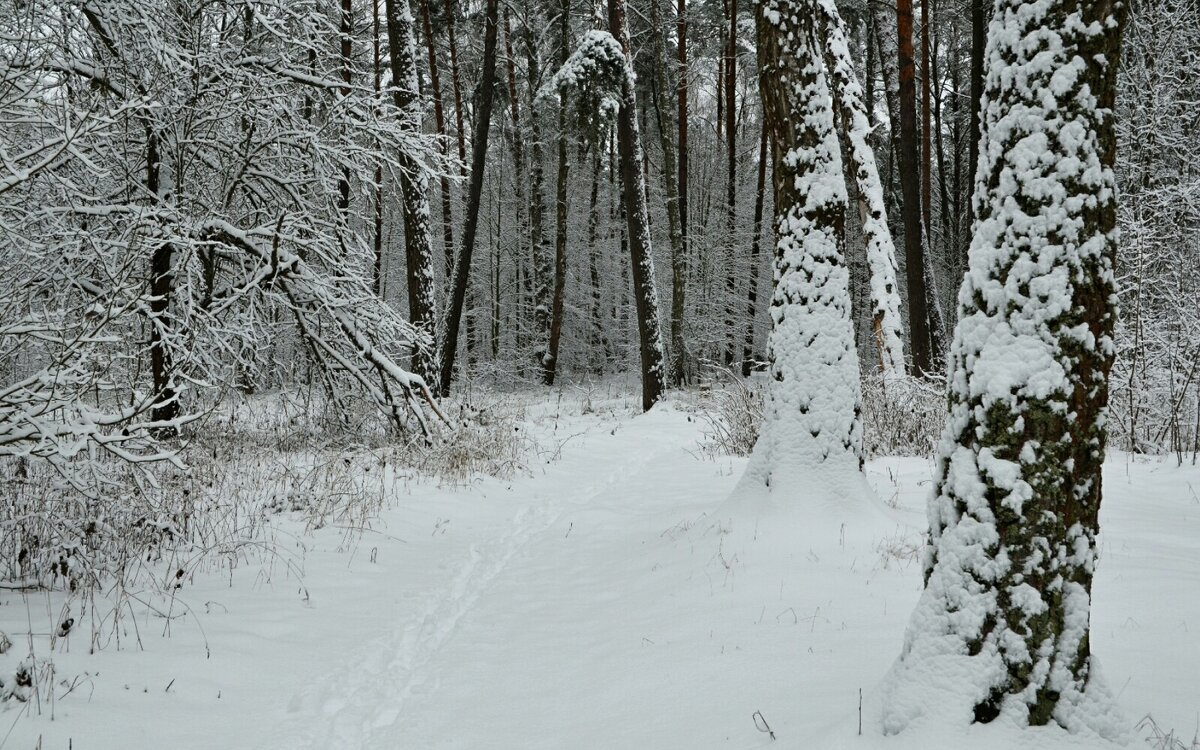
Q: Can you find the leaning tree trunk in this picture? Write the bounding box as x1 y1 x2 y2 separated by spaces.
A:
816 0 907 377
750 0 863 487
883 0 1128 733
438 0 500 394
608 0 666 412
384 0 440 388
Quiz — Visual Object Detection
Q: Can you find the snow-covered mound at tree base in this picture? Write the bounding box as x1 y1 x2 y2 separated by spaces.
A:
0 403 1195 749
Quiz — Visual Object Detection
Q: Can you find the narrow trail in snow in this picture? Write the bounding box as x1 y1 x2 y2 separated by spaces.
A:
268 411 694 749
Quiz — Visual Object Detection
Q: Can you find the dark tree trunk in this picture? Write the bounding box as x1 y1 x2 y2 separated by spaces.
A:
544 0 570 385
439 0 500 394
742 123 768 377
418 0 457 277
608 0 666 411
674 0 690 385
384 0 440 387
723 0 738 367
897 0 932 374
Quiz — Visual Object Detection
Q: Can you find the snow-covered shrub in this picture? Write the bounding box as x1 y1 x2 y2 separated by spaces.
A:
695 372 763 458
404 397 537 485
859 374 945 457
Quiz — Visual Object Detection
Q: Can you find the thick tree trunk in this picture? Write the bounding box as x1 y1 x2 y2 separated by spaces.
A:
884 0 1128 731
897 0 932 374
438 0 499 394
384 0 440 388
608 0 666 411
753 0 863 484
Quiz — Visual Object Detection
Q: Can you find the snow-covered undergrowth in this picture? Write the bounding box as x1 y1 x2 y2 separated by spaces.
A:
694 372 945 460
0 394 1194 748
0 387 554 714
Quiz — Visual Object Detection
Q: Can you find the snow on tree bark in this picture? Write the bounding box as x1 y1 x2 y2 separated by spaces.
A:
751 0 864 486
606 0 666 412
815 0 907 378
882 0 1128 734
385 0 441 389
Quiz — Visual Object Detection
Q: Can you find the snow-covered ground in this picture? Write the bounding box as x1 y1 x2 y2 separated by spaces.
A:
2 396 1197 748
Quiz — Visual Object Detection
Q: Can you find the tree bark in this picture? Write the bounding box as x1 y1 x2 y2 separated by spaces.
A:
544 0 570 385
897 0 932 374
742 123 767 377
753 0 863 484
723 0 738 367
885 0 1129 729
384 0 440 388
608 0 666 411
438 0 500 394
418 0 457 277
674 0 690 385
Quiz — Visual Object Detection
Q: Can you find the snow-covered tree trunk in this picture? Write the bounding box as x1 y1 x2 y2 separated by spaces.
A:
607 0 666 412
816 0 907 378
385 0 440 388
883 0 1128 734
750 0 863 487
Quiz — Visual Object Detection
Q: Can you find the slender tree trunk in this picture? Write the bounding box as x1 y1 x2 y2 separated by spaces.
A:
819 1 908 377
338 0 353 219
967 0 985 271
675 0 690 385
503 11 531 362
520 17 552 373
544 0 570 384
586 153 609 374
648 0 686 387
897 0 932 374
418 0 456 276
920 0 932 254
445 0 468 169
373 0 385 295
723 0 738 367
385 0 440 387
742 123 767 377
439 0 500 393
608 0 666 411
